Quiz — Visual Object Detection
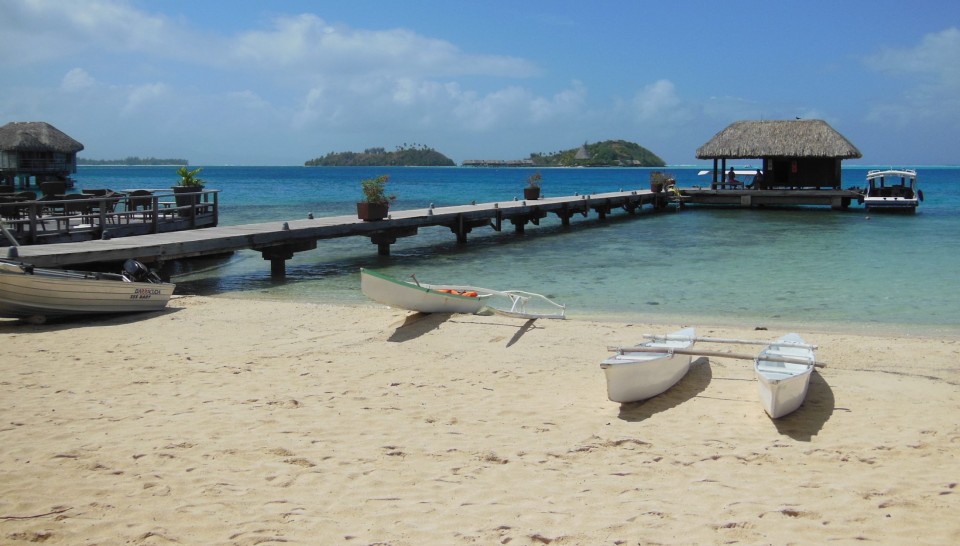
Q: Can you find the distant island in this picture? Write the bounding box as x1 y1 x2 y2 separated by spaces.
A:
531 140 665 167
305 144 455 167
464 140 666 168
78 156 189 166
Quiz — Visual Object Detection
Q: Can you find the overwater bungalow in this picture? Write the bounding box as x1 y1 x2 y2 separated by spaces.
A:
696 119 862 190
0 122 218 247
0 121 84 192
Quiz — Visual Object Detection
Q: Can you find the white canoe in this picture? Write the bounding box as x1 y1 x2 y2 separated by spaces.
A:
754 333 816 418
601 327 696 403
360 268 488 314
360 268 566 318
0 259 175 321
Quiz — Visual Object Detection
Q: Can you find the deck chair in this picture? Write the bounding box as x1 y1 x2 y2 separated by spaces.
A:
127 190 154 211
61 194 95 228
40 181 67 198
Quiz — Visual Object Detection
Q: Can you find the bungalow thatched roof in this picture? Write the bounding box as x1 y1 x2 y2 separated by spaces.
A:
0 121 84 154
696 119 861 160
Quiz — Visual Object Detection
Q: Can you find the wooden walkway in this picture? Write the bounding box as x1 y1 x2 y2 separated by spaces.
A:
10 189 668 274
681 188 862 209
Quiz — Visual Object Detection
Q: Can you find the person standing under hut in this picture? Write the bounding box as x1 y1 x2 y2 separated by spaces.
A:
748 169 763 189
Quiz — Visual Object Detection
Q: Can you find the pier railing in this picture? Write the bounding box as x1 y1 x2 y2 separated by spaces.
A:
0 189 219 246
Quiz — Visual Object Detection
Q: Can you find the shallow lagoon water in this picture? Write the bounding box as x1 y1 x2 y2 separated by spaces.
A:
76 165 960 335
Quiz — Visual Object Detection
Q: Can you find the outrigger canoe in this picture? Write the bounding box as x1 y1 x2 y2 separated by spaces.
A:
755 333 817 418
359 268 565 319
601 327 696 403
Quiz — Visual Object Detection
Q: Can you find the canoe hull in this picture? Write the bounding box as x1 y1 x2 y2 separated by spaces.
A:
755 333 815 418
360 268 485 314
0 260 175 319
601 327 695 403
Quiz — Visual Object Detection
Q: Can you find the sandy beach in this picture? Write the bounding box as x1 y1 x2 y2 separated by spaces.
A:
2 295 959 545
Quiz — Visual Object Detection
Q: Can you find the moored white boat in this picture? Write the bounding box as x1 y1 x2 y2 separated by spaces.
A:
601 327 696 403
863 169 922 212
359 268 565 319
754 333 816 418
0 258 175 322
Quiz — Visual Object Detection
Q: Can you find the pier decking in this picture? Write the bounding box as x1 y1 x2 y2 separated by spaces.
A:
10 189 669 275
680 187 862 209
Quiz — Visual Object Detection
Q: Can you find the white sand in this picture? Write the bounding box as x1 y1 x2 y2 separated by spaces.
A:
2 296 959 545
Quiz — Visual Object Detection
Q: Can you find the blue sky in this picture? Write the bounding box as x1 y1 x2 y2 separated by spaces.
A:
2 0 959 165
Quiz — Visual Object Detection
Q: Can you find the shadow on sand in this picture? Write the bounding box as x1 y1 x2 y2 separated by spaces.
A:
616 357 712 422
387 313 541 345
771 371 835 441
386 312 452 342
0 307 182 333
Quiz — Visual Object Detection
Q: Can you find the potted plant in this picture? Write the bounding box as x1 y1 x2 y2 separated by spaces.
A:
173 166 205 216
357 174 396 221
524 171 542 200
649 171 668 193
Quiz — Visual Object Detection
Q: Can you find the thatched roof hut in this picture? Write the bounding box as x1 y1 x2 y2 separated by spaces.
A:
696 119 861 159
695 120 861 190
0 122 84 187
0 122 84 154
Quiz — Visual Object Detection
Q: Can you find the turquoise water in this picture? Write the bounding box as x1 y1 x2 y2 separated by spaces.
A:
75 165 960 334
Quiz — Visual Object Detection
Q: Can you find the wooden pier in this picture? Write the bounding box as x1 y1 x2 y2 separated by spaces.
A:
9 189 669 275
679 187 862 210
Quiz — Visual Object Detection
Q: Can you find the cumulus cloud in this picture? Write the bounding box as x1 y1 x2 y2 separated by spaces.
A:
121 82 171 116
228 13 538 80
61 68 97 91
864 27 960 124
0 0 188 65
631 80 695 129
0 0 699 162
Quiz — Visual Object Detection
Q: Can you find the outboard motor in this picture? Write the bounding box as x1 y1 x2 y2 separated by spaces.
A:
122 259 151 282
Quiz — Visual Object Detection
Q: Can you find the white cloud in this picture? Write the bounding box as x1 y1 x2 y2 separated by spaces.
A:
61 68 96 91
864 27 960 124
0 0 187 65
228 13 538 80
631 80 696 129
121 82 171 116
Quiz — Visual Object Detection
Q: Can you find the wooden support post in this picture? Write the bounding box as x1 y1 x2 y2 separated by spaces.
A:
259 240 317 279
369 227 418 256
455 214 469 244
370 234 396 255
488 209 503 232
270 257 286 277
261 248 293 278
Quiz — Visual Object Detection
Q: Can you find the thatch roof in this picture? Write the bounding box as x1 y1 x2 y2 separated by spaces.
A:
696 119 861 160
0 121 84 153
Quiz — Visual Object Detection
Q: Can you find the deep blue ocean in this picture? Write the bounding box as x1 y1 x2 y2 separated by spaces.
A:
75 165 960 335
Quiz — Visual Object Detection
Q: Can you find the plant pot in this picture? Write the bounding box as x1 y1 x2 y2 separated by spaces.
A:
173 185 204 216
523 187 541 200
357 202 389 221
